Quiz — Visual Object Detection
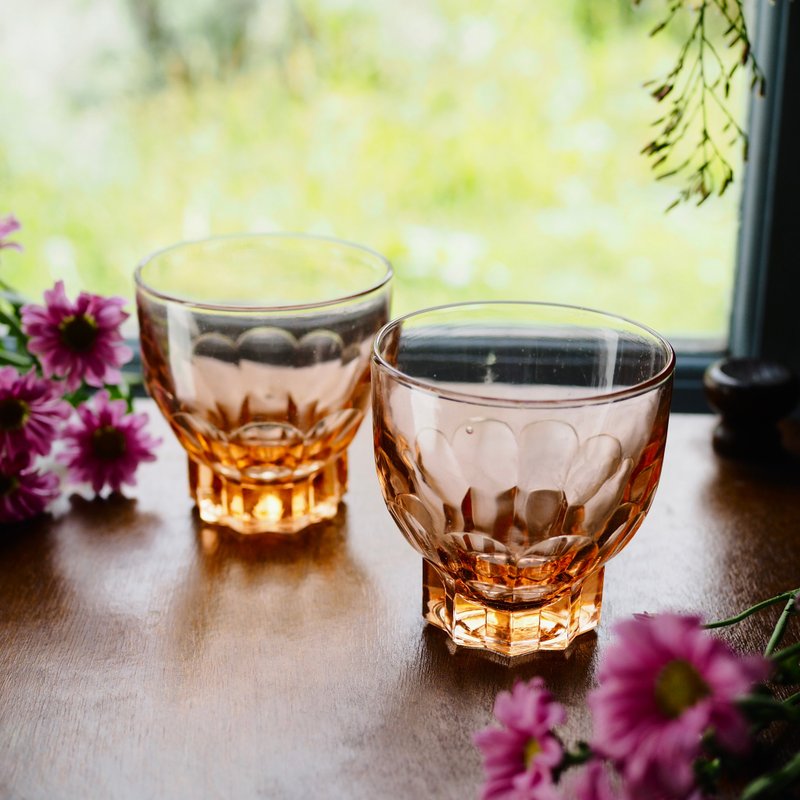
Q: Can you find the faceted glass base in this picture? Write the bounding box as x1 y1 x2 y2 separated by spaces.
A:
422 560 604 656
188 453 348 534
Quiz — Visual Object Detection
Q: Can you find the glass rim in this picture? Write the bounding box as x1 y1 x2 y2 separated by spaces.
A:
371 300 677 408
134 231 393 312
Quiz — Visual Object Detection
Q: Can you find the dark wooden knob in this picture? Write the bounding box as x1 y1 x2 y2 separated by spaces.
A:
704 357 800 459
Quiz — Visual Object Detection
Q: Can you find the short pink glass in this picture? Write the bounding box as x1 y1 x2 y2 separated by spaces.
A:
371 302 675 656
136 234 392 534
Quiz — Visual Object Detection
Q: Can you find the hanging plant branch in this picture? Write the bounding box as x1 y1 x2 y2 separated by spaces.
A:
638 0 765 210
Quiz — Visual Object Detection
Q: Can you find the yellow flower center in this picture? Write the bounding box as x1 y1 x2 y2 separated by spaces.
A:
523 737 542 768
654 659 711 719
59 313 98 353
0 397 29 431
91 426 127 460
0 473 18 497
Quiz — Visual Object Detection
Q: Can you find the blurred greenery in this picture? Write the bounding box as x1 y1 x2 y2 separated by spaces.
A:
0 0 746 339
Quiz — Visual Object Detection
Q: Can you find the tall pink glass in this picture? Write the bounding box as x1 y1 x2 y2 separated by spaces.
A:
136 233 392 534
372 302 675 656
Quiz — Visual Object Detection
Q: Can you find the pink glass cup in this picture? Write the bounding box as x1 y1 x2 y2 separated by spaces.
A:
136 233 392 535
371 302 675 656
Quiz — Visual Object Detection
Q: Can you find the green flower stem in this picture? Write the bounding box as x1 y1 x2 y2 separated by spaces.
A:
765 596 799 658
741 749 800 799
783 690 800 707
703 590 799 630
553 741 593 781
771 640 800 664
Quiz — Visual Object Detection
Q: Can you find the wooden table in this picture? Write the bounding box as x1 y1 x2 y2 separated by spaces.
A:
2 409 799 799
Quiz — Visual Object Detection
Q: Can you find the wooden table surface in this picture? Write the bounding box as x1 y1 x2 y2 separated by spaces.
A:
2 408 800 800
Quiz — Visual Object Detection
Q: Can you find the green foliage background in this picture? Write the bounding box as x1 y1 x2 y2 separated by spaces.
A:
0 0 744 338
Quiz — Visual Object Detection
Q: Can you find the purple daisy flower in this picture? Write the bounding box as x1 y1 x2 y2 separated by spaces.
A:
20 280 134 392
589 613 769 800
59 391 160 494
0 214 22 251
0 453 60 523
475 678 566 800
0 367 71 462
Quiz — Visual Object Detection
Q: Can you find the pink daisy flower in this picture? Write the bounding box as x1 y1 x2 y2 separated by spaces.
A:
561 759 644 800
589 614 769 799
20 280 133 392
0 214 22 251
0 367 71 462
504 767 562 800
0 454 60 523
475 678 566 800
59 391 160 494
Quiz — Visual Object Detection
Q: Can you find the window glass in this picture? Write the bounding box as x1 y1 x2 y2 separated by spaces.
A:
0 0 745 339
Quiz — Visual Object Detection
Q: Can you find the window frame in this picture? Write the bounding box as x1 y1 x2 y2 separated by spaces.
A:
672 0 798 413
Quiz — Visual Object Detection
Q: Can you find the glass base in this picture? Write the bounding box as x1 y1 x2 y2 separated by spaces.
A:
422 561 604 656
188 453 348 535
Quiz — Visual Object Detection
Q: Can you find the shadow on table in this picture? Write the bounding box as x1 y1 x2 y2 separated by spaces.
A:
191 502 352 572
416 622 600 691
161 503 375 668
1 492 148 546
63 492 165 544
342 616 600 798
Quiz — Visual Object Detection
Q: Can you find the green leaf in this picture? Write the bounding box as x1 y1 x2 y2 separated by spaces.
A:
770 639 800 664
1 288 26 306
741 750 800 799
0 307 25 341
63 385 92 408
107 380 136 413
0 349 33 368
738 695 800 724
642 0 761 207
649 20 669 37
